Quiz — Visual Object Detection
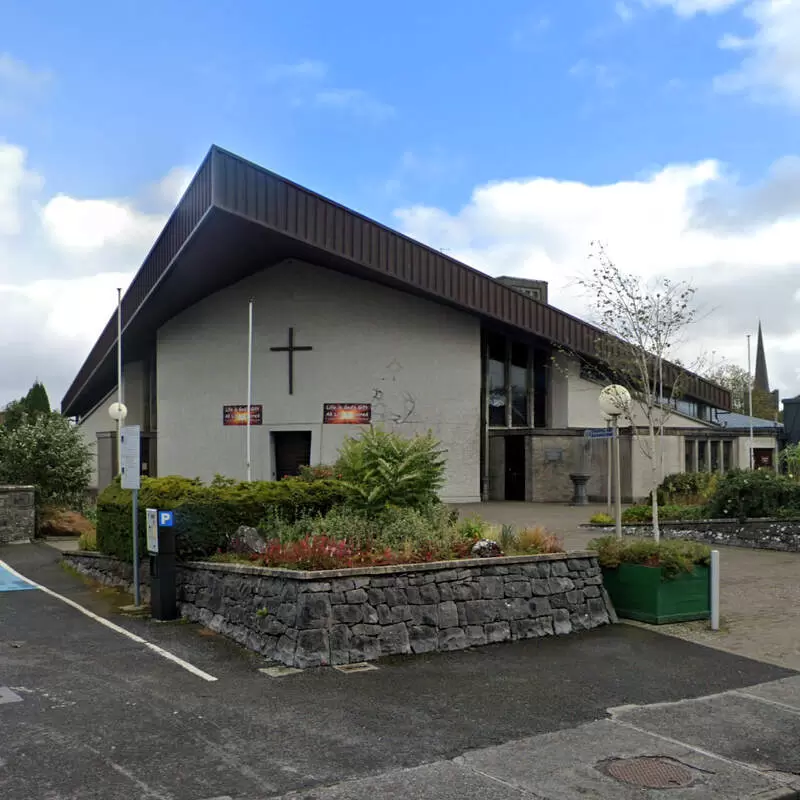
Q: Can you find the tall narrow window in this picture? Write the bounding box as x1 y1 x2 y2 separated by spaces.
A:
684 440 694 473
723 440 732 472
487 334 506 427
710 440 720 472
533 348 549 428
698 440 707 471
510 342 529 427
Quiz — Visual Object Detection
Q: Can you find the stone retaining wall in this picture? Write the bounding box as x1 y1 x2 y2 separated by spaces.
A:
63 551 615 668
588 519 800 552
0 486 35 544
66 552 151 600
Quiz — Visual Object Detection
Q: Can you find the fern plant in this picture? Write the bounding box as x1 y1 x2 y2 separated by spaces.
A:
336 427 447 515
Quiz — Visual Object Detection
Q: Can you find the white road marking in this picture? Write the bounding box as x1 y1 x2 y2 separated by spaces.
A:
0 686 23 704
0 558 217 683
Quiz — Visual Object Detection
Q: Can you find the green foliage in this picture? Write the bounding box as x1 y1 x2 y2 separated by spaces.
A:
2 381 51 431
589 535 711 580
78 528 98 551
706 469 800 520
0 412 92 509
589 513 614 525
97 475 348 561
655 472 717 506
780 444 800 483
336 427 446 515
622 504 708 523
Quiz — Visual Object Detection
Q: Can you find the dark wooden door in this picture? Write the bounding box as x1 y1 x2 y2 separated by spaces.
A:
505 436 526 501
753 448 774 469
273 431 312 479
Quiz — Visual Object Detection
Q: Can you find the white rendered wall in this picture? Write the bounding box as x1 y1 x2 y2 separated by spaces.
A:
156 260 482 502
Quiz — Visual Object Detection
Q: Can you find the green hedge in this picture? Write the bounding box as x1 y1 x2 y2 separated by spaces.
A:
97 475 348 561
706 469 800 520
621 504 709 524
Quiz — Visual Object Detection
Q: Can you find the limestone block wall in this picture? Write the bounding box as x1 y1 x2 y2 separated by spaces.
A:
0 486 35 544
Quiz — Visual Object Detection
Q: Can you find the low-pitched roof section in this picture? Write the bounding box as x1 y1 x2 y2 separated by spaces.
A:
61 146 731 417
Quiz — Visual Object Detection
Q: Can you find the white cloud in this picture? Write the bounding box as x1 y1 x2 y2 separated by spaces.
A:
264 60 328 83
0 53 52 114
715 0 800 109
394 158 800 396
635 0 742 15
0 141 189 406
615 2 636 21
312 88 395 122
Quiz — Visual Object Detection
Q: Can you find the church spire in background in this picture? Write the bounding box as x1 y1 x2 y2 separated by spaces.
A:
754 321 770 393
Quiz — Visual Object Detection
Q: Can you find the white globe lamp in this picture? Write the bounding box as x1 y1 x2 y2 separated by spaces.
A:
598 384 631 418
108 402 128 421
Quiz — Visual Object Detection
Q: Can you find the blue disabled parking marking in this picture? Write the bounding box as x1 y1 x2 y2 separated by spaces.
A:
0 562 36 592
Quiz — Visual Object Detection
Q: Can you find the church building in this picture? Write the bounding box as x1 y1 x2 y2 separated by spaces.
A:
63 147 780 503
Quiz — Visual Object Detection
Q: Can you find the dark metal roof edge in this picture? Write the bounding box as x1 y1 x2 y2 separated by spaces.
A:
60 148 216 415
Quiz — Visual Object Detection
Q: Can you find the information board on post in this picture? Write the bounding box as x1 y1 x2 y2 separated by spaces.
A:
146 508 159 554
120 425 141 489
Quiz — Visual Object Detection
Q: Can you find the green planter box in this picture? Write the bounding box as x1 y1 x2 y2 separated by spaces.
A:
602 563 710 624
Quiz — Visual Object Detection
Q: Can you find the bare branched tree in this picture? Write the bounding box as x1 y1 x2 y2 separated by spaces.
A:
578 243 700 542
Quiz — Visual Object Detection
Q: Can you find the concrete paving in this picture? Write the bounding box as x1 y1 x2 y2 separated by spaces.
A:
457 502 800 671
1 542 799 799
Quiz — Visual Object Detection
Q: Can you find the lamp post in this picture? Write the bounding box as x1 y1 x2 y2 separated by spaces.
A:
108 402 128 475
598 385 632 539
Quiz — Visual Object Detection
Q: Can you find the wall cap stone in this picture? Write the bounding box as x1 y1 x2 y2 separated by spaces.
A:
180 551 599 580
583 518 800 528
0 485 36 492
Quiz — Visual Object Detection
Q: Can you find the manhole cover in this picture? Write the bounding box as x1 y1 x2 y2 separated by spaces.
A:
602 757 694 789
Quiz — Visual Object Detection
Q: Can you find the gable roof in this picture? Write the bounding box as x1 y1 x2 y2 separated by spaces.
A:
61 146 731 417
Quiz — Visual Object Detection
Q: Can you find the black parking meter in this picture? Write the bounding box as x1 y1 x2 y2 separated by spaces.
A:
149 512 177 621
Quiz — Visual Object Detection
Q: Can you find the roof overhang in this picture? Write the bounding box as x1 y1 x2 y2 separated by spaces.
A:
62 146 731 417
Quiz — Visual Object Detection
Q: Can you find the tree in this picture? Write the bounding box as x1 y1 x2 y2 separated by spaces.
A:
3 381 52 430
24 381 50 415
0 413 93 509
705 362 778 420
577 243 700 543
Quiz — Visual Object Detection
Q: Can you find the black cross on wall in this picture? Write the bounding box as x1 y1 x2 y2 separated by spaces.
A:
270 327 313 394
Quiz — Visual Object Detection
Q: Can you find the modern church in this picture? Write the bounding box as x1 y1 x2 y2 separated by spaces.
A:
63 147 782 503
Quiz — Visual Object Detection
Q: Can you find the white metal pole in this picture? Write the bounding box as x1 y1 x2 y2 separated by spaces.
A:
606 422 612 516
710 549 720 631
614 416 622 539
132 487 140 606
747 334 754 470
117 288 123 475
246 299 254 482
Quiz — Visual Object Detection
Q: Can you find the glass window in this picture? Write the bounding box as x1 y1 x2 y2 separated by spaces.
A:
698 440 707 471
684 440 694 473
487 334 506 427
723 440 732 472
533 348 549 429
711 440 720 472
510 342 529 427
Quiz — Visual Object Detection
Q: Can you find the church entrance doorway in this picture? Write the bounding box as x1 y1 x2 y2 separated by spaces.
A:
272 431 312 479
505 436 526 501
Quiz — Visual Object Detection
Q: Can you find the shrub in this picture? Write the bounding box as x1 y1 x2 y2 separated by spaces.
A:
621 504 708 524
589 513 614 525
513 527 564 555
706 469 800 520
336 427 446 514
0 412 92 510
589 535 710 580
97 475 348 561
655 472 717 506
298 464 341 482
78 528 98 552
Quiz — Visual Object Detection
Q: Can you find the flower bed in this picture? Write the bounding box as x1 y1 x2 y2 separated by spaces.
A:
63 550 615 668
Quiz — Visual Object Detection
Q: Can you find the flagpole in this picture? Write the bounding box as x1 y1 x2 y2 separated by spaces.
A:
117 288 123 474
246 298 254 482
747 333 754 470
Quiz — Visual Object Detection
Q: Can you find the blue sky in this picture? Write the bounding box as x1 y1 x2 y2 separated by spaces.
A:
2 0 800 402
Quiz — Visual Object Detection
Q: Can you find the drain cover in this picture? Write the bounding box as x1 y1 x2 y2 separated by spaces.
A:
602 757 694 789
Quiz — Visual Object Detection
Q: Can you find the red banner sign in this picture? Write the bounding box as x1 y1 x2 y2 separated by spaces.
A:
323 403 371 425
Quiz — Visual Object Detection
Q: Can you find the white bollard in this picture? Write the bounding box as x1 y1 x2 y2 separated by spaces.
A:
710 549 720 631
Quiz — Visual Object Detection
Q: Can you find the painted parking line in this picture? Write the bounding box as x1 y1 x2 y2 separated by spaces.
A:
0 562 36 592
0 558 218 683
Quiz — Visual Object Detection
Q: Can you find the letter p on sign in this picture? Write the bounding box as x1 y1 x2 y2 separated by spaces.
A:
159 511 174 527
